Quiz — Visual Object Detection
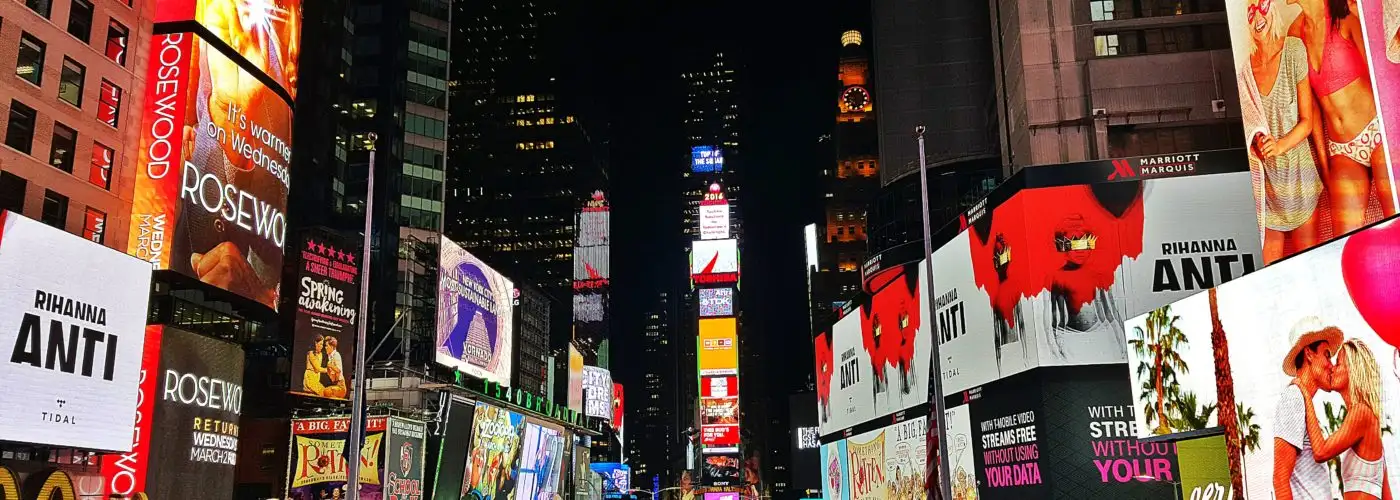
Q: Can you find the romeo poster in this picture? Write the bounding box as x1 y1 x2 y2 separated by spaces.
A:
286 416 385 500
384 417 426 500
461 403 525 500
1229 0 1400 264
127 34 294 309
437 238 514 385
289 228 360 400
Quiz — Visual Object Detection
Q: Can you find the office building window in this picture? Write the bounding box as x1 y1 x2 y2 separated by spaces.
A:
66 0 93 42
1108 122 1244 157
25 0 51 18
59 57 84 107
1093 24 1229 56
82 207 105 243
1091 0 1116 20
16 33 45 86
0 172 25 214
49 122 76 172
1094 34 1120 56
105 20 128 65
88 142 112 189
98 79 121 127
41 190 67 228
6 101 38 154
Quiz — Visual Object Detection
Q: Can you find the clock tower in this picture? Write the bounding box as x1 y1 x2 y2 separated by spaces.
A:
838 30 874 121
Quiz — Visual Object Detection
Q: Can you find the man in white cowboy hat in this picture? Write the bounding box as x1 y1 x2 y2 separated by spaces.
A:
1272 316 1342 499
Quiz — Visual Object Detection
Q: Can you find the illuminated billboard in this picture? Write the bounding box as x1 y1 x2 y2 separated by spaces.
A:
0 210 153 452
691 239 739 284
154 0 302 99
701 375 738 398
127 33 294 309
1228 0 1399 264
436 238 515 385
583 366 613 420
287 416 386 498
699 183 730 240
698 318 738 375
691 146 724 173
573 293 605 323
289 229 360 400
698 287 734 317
462 403 525 500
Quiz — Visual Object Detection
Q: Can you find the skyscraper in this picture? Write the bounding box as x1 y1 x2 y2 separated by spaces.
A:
631 291 679 488
446 0 608 344
681 52 742 244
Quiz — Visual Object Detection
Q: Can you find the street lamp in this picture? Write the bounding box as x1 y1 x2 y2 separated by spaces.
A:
915 126 954 500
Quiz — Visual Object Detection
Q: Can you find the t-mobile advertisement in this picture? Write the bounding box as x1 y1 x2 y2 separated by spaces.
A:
384 417 426 500
287 416 386 500
127 33 294 309
289 228 360 400
101 325 245 499
935 159 1261 396
942 366 1179 499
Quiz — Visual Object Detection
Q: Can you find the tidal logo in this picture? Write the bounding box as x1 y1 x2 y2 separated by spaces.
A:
41 399 77 426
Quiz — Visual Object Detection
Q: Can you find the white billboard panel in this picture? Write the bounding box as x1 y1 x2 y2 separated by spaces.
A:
436 238 515 385
699 202 730 240
691 239 739 276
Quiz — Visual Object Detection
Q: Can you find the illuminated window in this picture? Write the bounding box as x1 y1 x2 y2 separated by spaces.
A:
82 206 105 243
1090 0 1115 21
67 0 93 41
1094 35 1120 56
97 80 122 127
58 58 84 107
49 122 76 173
105 20 129 66
88 142 112 190
16 33 46 86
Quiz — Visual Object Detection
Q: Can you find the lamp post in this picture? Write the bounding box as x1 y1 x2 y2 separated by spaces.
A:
346 134 378 499
915 126 954 500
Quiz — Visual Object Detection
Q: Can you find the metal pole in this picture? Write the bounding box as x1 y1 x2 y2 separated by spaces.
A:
915 126 953 500
346 141 377 499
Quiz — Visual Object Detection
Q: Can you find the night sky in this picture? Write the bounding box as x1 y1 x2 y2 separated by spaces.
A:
561 1 854 396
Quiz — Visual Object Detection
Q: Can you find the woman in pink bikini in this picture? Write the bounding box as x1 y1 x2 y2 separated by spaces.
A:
1290 0 1397 232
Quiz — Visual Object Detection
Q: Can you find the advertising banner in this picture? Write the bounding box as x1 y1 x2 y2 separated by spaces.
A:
936 169 1261 396
154 0 302 99
0 210 153 452
568 344 584 412
577 202 609 247
1128 218 1400 498
612 383 625 436
583 366 613 420
142 326 244 498
699 200 731 240
517 420 566 500
699 287 735 317
590 463 631 497
1124 291 1221 438
701 424 740 447
461 402 525 500
384 417 426 500
127 34 294 309
702 454 741 487
846 429 887 500
841 417 930 500
817 262 933 436
704 493 740 500
1228 0 1400 264
691 146 724 173
287 416 386 500
1175 436 1230 499
691 239 739 284
698 318 739 375
701 375 738 398
437 238 515 385
573 245 610 283
290 229 360 400
821 440 850 500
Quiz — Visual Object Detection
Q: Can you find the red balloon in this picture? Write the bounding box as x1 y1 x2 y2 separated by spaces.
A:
1340 219 1400 350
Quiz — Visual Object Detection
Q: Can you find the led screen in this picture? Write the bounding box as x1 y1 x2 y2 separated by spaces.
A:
698 287 734 317
699 201 730 240
691 239 739 284
844 417 928 500
701 454 741 487
287 417 386 499
0 211 153 452
701 375 738 398
155 0 302 99
384 417 427 500
461 403 525 500
436 237 515 385
1227 0 1400 264
289 229 360 400
568 344 584 412
140 327 244 498
590 463 630 497
517 420 566 500
583 366 613 420
127 33 294 309
698 318 738 375
691 146 723 173
796 427 820 450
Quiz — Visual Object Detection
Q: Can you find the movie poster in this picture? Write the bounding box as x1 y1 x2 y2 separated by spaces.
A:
516 421 566 500
289 229 360 400
1228 0 1400 264
821 440 850 500
384 417 426 500
462 403 525 500
287 417 385 500
437 238 514 385
142 326 246 499
127 34 294 309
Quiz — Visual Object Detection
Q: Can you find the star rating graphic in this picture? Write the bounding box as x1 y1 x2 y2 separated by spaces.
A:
304 238 357 264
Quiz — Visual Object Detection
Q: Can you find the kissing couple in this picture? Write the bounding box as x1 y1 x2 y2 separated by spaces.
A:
1273 317 1392 499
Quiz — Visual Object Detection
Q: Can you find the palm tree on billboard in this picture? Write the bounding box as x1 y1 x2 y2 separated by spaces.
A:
1129 306 1190 435
1209 289 1245 498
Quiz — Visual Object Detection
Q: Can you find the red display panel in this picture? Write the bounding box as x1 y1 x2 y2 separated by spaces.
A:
701 375 738 398
700 425 739 446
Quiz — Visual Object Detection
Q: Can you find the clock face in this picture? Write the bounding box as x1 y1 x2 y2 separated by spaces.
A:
842 86 870 112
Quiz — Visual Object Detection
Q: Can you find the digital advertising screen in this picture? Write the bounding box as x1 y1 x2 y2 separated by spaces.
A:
691 239 739 284
1125 218 1400 498
844 416 928 500
701 375 738 398
431 398 475 500
698 318 739 375
815 262 933 436
576 196 610 247
612 383 625 435
1123 291 1220 438
701 454 741 487
0 210 153 452
704 493 739 500
573 245 610 284
699 200 730 241
141 326 244 498
568 344 584 412
701 397 740 426
820 440 850 500
701 423 740 448
287 416 386 500
590 463 630 497
1175 435 1230 499
461 402 525 500
1228 0 1400 264
127 34 294 309
573 293 605 323
154 0 302 99
691 145 724 173
437 238 515 385
384 417 426 500
289 229 360 400
934 165 1262 397
699 287 734 317
583 366 613 420
516 420 566 500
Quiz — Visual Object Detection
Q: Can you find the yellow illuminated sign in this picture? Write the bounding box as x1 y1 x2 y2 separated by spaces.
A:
698 318 738 375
